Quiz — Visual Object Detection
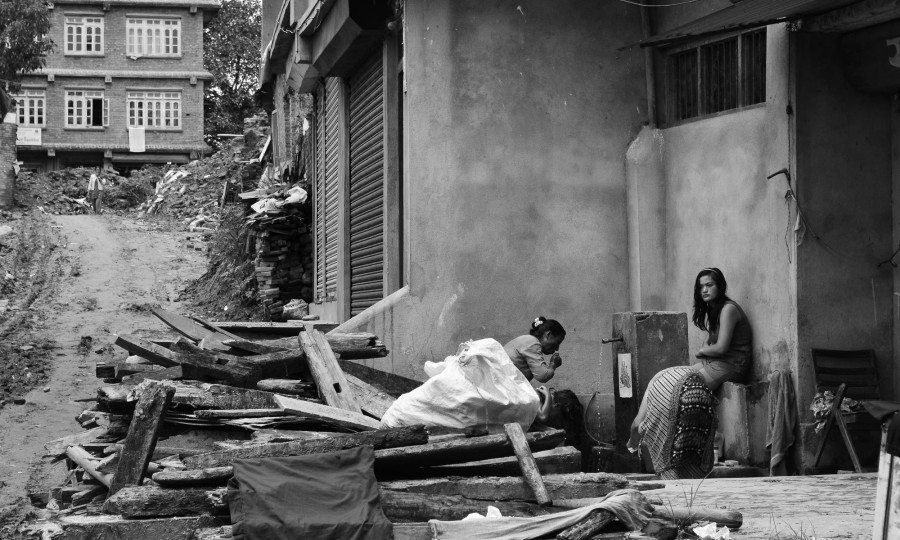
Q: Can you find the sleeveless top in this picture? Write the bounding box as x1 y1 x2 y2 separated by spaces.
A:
707 300 752 371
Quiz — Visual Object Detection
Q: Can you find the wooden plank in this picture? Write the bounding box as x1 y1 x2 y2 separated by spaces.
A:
557 509 616 540
114 335 180 368
190 316 243 340
321 331 388 359
505 422 552 506
420 446 582 478
103 486 228 518
213 320 336 335
234 348 306 379
298 330 361 412
256 378 317 396
338 359 422 397
71 484 107 506
49 514 222 540
152 466 235 487
170 340 259 385
109 381 176 496
344 372 395 419
275 394 377 430
45 426 108 457
194 409 286 419
375 429 565 470
874 426 892 540
66 445 113 488
380 472 629 502
222 339 287 355
150 307 232 352
182 425 428 469
379 491 557 522
125 365 183 383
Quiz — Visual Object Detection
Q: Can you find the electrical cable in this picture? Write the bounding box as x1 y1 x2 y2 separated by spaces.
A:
616 0 706 7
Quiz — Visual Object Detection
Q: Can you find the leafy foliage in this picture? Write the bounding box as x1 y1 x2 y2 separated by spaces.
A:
0 0 53 85
204 0 262 138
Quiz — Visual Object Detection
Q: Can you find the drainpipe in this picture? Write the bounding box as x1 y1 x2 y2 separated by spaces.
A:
641 8 656 127
625 6 666 312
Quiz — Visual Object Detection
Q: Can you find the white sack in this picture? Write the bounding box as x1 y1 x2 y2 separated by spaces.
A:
380 338 540 430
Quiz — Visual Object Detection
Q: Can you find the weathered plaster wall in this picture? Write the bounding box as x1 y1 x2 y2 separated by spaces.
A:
649 0 732 34
339 0 647 413
657 26 794 464
794 33 893 462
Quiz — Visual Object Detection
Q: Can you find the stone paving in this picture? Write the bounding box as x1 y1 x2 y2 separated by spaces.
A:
640 473 877 539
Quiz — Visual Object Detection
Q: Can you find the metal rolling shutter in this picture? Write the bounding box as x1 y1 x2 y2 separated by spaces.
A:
347 53 384 316
322 77 342 301
313 83 328 302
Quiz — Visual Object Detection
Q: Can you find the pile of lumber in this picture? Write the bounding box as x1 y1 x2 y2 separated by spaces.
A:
25 308 742 540
240 186 313 320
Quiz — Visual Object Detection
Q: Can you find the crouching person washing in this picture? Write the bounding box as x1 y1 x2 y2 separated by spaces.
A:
504 316 566 383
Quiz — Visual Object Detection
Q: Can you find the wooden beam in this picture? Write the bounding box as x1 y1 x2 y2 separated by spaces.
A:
150 307 233 352
275 394 379 430
66 445 113 488
152 466 235 487
379 491 557 522
344 372 394 419
505 422 552 506
182 424 428 469
380 473 629 502
233 348 306 379
109 381 176 496
114 335 180 368
557 509 617 540
194 408 286 418
212 320 337 335
222 339 286 354
256 378 317 396
805 0 900 33
103 486 228 518
375 429 565 470
46 514 222 539
45 426 108 457
420 446 582 478
338 359 422 397
125 365 183 383
298 330 360 412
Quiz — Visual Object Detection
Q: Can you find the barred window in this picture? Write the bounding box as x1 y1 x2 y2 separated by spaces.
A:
127 91 181 129
13 90 46 127
65 90 108 128
65 16 104 54
666 29 766 123
126 18 181 57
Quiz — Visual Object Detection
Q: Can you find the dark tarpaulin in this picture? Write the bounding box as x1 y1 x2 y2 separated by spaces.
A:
227 445 394 540
635 0 861 48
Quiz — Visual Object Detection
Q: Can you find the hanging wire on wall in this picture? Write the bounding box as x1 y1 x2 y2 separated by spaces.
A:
616 0 707 7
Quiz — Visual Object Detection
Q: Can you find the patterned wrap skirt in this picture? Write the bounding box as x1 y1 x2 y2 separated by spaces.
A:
639 366 716 479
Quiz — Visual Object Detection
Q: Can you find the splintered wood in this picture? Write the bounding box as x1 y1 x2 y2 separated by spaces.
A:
297 329 361 413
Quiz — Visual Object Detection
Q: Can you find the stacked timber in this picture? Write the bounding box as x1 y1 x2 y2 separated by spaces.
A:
241 185 313 321
23 308 742 540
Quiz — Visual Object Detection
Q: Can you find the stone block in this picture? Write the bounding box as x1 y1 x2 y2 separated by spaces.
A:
716 382 750 464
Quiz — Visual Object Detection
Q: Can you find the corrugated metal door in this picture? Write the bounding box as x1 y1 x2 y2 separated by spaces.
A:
347 52 384 316
322 77 342 301
313 83 328 302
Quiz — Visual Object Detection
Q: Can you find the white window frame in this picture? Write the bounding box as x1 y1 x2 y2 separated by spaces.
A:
126 17 181 57
127 91 182 130
65 15 104 55
13 90 46 128
65 90 108 128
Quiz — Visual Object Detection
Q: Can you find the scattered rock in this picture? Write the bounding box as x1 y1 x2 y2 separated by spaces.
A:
11 397 26 405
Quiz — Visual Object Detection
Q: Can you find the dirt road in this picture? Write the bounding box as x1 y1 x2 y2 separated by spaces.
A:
0 214 204 524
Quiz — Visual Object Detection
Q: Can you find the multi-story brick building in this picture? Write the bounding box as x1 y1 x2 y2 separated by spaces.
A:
13 0 220 171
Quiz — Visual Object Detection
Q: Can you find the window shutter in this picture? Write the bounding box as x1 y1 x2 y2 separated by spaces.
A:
103 98 109 126
347 52 385 316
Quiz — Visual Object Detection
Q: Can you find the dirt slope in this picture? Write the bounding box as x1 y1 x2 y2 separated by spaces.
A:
0 214 205 531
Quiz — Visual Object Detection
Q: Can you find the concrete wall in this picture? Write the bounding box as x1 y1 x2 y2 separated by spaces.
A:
340 0 647 413
793 33 894 466
653 26 794 465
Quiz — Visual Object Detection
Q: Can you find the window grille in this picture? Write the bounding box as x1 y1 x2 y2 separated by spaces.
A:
665 28 766 123
65 16 104 54
65 90 107 127
13 90 45 127
127 91 181 129
126 18 181 57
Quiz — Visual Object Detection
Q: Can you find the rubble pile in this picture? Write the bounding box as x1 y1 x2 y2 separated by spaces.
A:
136 126 267 231
15 168 134 214
19 308 720 540
242 184 313 320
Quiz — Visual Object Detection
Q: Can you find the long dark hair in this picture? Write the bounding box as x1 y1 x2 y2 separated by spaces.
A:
530 316 566 339
692 268 731 333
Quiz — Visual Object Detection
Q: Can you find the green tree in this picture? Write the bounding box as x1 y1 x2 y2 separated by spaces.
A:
204 0 262 141
0 0 53 207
